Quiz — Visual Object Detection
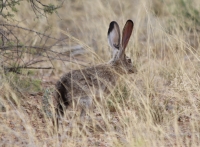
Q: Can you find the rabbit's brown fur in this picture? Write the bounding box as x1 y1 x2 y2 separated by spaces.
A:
55 20 136 117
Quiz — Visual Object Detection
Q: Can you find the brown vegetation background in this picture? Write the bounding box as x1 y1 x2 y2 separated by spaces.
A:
1 0 200 146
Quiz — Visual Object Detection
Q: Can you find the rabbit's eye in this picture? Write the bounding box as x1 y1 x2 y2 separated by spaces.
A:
127 59 131 63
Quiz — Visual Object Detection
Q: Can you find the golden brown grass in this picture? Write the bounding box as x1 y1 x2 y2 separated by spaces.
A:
1 0 200 146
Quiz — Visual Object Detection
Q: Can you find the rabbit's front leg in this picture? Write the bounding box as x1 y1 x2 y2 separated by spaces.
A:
79 96 93 118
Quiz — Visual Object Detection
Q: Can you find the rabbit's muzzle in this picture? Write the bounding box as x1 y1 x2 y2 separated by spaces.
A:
128 66 137 74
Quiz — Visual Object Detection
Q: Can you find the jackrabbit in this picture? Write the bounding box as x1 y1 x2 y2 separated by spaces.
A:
55 20 136 117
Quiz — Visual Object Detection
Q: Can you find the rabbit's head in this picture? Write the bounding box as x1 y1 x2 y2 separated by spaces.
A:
108 20 137 74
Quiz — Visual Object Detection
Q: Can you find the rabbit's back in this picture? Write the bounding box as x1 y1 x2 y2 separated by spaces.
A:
55 64 119 106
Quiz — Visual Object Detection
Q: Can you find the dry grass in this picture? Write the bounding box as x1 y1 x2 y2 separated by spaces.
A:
1 0 200 146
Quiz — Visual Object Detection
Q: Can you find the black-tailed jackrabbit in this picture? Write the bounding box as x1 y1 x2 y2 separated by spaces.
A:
55 20 136 117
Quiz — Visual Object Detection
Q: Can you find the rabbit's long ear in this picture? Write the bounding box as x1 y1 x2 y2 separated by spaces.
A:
119 20 134 59
108 21 120 60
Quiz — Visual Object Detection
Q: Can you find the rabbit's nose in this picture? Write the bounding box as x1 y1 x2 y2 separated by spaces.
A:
131 66 137 73
128 69 134 73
